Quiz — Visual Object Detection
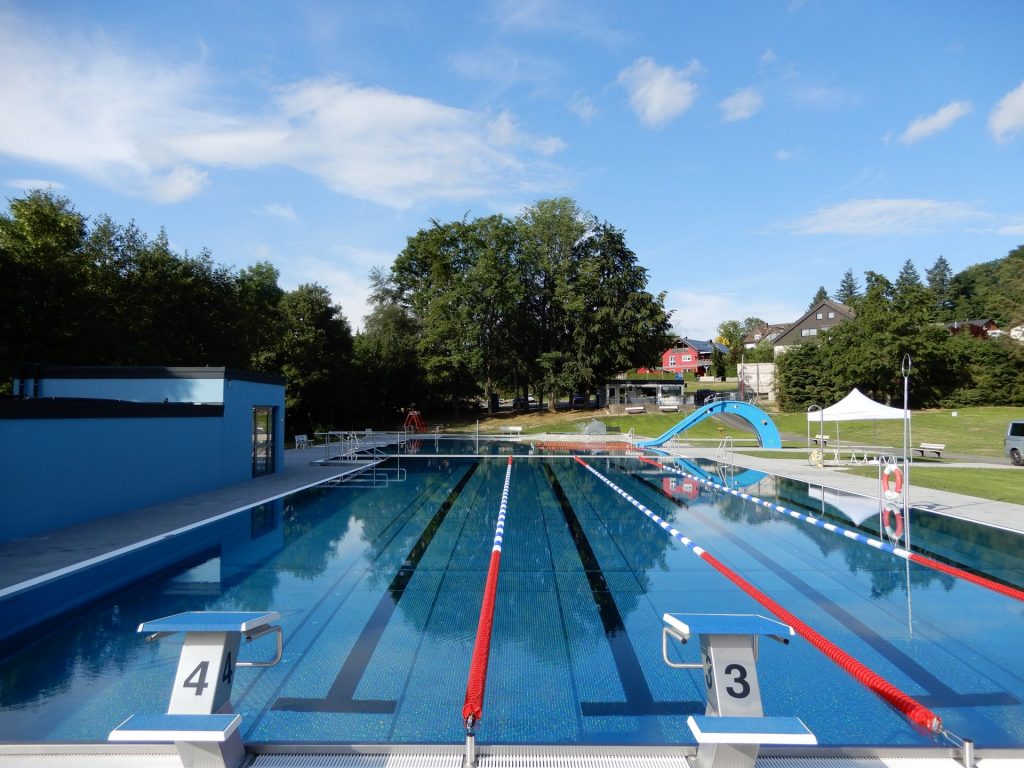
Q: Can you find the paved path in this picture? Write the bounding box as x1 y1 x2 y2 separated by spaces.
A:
658 442 1024 535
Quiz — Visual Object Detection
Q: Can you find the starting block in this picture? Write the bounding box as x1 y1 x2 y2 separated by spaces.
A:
108 611 282 768
662 613 815 768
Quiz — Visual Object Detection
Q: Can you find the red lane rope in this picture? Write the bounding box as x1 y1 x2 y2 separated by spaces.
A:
575 456 943 734
462 456 513 727
639 456 1024 603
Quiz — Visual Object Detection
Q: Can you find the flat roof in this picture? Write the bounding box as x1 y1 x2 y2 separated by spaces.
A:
16 364 285 386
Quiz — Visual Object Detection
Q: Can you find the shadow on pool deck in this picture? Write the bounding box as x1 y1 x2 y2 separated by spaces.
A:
0 448 357 593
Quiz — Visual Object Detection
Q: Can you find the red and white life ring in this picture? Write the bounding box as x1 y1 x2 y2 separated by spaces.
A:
882 464 904 499
882 501 904 539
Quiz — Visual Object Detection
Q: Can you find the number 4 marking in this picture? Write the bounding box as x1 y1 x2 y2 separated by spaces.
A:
183 661 210 696
221 652 234 685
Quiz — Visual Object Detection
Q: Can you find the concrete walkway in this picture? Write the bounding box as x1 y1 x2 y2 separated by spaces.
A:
659 442 1024 535
0 448 372 594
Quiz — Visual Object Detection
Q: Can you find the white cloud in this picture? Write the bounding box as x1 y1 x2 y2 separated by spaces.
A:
786 198 983 235
774 149 794 161
617 57 703 128
261 203 299 223
719 87 764 122
899 101 972 144
0 7 568 208
990 80 1024 143
494 0 625 47
667 289 801 342
5 178 67 191
760 49 777 65
997 217 1024 236
568 91 597 123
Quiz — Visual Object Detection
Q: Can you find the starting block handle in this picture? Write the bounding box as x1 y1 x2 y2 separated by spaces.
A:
237 624 283 668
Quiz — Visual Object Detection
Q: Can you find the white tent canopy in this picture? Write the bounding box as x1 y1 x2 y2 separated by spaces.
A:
807 388 908 423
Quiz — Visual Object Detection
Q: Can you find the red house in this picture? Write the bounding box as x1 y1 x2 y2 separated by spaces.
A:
659 338 729 376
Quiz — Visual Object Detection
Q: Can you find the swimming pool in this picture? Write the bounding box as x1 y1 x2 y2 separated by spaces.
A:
2 442 1023 748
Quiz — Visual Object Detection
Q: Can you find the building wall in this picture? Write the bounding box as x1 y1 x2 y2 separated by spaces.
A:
661 346 700 373
0 369 285 543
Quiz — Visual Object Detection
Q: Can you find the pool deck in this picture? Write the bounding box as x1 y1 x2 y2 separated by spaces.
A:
0 448 379 594
657 442 1024 536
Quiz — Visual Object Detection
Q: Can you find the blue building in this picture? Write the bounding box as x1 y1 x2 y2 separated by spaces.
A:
0 366 285 542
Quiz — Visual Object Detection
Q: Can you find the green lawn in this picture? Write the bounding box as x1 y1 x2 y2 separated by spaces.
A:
454 404 1022 459
843 465 1024 503
771 406 1021 458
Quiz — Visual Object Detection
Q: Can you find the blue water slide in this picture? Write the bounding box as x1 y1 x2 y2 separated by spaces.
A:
636 400 782 449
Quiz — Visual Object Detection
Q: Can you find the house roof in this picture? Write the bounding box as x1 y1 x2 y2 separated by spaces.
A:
742 322 791 345
946 319 996 329
675 337 728 354
773 299 855 347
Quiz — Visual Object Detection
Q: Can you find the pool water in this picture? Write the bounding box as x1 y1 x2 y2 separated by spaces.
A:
1 445 1023 747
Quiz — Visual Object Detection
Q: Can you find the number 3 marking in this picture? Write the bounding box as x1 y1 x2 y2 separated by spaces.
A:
724 663 750 698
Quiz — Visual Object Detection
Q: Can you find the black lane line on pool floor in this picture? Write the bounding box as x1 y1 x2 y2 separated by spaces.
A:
628 469 1020 712
544 464 696 717
274 462 480 713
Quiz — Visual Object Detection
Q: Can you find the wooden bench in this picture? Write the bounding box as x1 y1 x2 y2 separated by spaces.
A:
500 425 523 435
811 434 830 446
624 406 645 414
914 442 945 457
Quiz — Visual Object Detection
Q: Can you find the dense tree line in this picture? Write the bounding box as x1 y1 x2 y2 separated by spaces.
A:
0 190 352 434
774 253 1024 410
368 197 674 415
1 191 672 431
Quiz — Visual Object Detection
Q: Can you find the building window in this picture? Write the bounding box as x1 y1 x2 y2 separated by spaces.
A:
682 354 692 362
252 406 276 477
816 312 823 319
668 355 676 366
801 328 818 337
828 311 835 319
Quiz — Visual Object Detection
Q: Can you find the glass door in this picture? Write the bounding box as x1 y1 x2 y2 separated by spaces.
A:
252 406 276 477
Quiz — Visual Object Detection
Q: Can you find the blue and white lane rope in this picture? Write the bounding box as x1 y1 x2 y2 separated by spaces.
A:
573 456 943 734
493 456 513 553
639 456 1024 603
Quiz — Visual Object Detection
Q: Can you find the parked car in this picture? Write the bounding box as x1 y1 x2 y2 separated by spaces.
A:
1006 420 1024 466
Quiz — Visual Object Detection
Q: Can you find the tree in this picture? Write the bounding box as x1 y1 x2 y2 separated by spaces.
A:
354 303 423 424
834 269 860 304
0 190 90 377
808 285 829 308
253 284 353 434
925 255 954 321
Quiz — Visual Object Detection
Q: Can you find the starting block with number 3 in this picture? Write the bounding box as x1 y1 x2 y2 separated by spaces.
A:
109 611 282 768
662 613 815 768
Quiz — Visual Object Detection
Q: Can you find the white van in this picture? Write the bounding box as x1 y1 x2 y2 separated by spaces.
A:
1006 420 1024 466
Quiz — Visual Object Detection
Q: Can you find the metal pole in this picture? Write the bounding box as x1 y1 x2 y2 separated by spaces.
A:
901 354 912 551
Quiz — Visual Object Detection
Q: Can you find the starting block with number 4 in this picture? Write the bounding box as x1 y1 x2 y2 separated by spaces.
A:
109 611 282 768
662 613 816 768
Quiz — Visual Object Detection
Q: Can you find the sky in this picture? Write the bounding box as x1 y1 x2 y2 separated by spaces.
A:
2 1 1023 341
